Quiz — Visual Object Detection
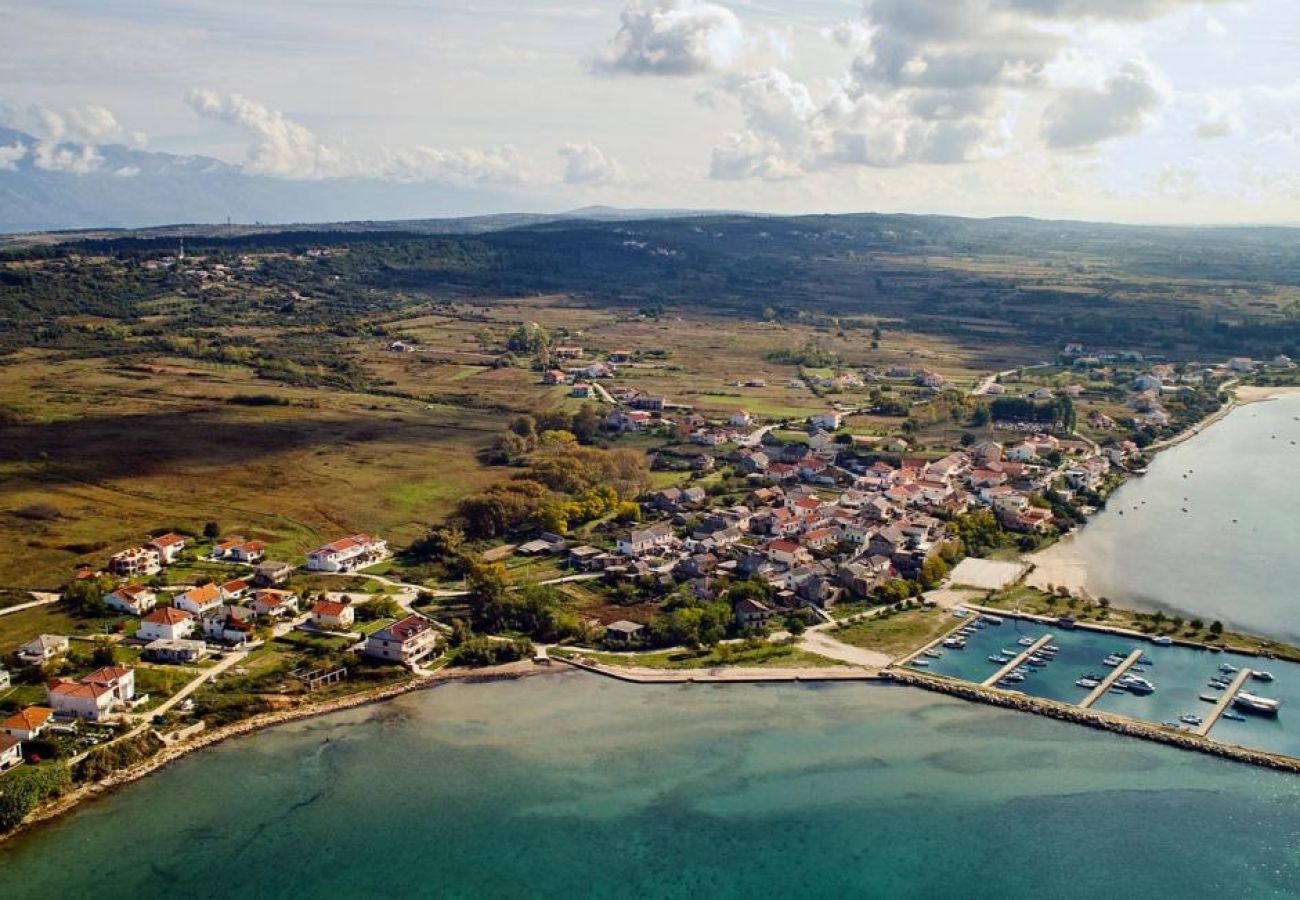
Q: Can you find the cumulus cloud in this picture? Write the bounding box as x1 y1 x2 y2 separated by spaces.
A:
0 142 27 171
1041 63 1161 149
558 142 624 184
0 102 146 176
995 0 1232 19
591 0 749 76
33 141 104 174
188 88 533 185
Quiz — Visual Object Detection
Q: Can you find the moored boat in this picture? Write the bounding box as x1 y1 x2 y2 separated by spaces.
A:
982 615 1004 626
1233 692 1282 716
1251 671 1275 682
1151 636 1173 647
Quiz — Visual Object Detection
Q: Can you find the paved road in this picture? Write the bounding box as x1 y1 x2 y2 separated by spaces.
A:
0 592 60 618
797 630 892 667
970 362 1052 396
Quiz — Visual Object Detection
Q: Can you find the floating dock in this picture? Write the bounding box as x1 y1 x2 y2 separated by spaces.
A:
1079 648 1144 709
982 634 1054 688
1197 668 1252 736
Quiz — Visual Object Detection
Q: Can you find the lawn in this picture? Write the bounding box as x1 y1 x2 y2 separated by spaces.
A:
0 602 125 656
830 606 964 660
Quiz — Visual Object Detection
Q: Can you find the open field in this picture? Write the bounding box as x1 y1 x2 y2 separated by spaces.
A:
557 643 850 670
830 606 965 660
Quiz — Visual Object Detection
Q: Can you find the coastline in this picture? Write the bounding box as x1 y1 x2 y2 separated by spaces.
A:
1025 382 1300 597
0 660 555 848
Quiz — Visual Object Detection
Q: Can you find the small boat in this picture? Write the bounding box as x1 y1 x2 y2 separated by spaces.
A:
1138 656 1155 666
942 638 967 649
1161 721 1180 728
1018 637 1036 647
1103 654 1125 667
1219 663 1238 673
988 655 1011 664
1179 714 1204 726
1233 692 1282 716
1252 671 1275 682
1001 649 1022 657
1108 687 1125 694
1130 666 1147 674
1207 682 1226 690
974 621 987 630
923 649 943 659
1199 694 1220 703
1076 678 1100 689
951 608 969 618
1027 658 1048 668
1118 675 1155 695
982 615 1004 626
1151 636 1173 647
910 659 931 668
1044 645 1061 652
1222 712 1247 722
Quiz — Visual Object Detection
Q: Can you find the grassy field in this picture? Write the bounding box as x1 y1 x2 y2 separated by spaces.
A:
0 602 125 655
830 606 964 659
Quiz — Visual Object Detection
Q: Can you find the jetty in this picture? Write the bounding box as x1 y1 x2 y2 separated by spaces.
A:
982 634 1053 688
1079 648 1144 708
1197 668 1252 736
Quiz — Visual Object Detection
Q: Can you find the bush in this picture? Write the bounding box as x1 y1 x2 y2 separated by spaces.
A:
0 762 72 833
75 733 163 782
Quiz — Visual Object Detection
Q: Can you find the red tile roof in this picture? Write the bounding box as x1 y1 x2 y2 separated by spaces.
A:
2 706 53 731
143 607 193 624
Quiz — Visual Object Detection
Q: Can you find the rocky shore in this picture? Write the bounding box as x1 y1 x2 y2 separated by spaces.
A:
883 668 1300 774
0 660 551 846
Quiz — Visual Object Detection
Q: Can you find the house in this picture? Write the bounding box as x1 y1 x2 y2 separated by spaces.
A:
810 410 843 431
632 395 667 411
306 534 388 572
617 524 674 557
139 606 196 641
604 620 645 643
202 605 256 645
17 634 69 665
109 546 162 578
767 539 812 568
1006 441 1037 462
970 441 1003 465
609 349 634 363
145 639 208 664
0 667 8 690
175 583 223 616
229 541 265 564
48 666 134 721
103 584 158 616
310 600 355 630
253 561 294 586
249 589 300 618
1227 357 1255 372
585 361 614 379
734 597 775 629
1132 373 1163 392
364 615 440 664
219 578 251 601
146 532 187 564
553 345 584 359
0 733 21 772
1065 456 1110 491
570 381 594 398
1 706 53 741
609 409 653 432
802 527 838 551
729 409 753 427
542 369 567 385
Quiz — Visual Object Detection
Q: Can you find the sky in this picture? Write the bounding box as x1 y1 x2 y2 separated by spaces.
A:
2 0 1299 224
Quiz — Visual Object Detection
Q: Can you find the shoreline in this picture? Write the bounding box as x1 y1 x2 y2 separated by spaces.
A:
0 660 554 848
1025 382 1300 598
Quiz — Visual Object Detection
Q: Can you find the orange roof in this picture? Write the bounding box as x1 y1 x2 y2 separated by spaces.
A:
82 666 131 685
181 583 221 604
143 606 194 624
312 600 349 616
2 706 53 731
149 532 185 548
48 680 111 699
221 579 250 592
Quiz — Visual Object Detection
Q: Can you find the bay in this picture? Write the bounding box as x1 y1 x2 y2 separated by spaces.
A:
3 673 1300 899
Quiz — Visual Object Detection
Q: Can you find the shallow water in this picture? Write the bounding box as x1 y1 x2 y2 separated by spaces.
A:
4 673 1300 899
1064 392 1300 641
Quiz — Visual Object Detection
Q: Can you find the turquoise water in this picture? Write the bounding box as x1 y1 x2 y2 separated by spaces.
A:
4 673 1300 898
917 616 1300 756
1066 392 1300 642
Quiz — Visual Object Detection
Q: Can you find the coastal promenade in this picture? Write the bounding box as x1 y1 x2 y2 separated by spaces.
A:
555 655 880 684
1078 648 1143 708
1197 668 1252 736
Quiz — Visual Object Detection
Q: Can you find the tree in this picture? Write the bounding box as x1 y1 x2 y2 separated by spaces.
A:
203 521 221 540
959 432 975 447
918 555 950 590
1209 620 1223 635
356 597 402 621
784 614 807 637
614 501 641 524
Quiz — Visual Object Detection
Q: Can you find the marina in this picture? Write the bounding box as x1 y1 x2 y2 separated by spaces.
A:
910 611 1299 760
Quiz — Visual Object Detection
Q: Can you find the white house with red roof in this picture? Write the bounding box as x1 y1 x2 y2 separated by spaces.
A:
306 534 388 572
146 532 187 564
109 546 162 578
249 589 299 618
229 540 266 563
139 606 196 641
46 667 134 721
103 584 158 616
364 615 440 663
1 706 53 741
310 600 355 630
0 733 21 771
175 583 223 616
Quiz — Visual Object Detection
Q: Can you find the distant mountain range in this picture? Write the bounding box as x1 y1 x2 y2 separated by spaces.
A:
0 127 661 234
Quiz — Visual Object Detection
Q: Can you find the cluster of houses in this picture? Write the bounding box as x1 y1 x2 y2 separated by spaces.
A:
541 434 1126 633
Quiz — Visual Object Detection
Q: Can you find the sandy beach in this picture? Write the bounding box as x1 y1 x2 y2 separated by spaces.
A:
1023 537 1093 596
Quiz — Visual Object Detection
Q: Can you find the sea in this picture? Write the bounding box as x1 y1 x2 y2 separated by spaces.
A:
6 393 1300 897
4 673 1300 899
1058 391 1300 642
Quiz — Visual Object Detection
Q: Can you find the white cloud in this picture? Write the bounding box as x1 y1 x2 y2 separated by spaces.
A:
0 143 27 171
382 145 531 185
591 0 750 76
186 88 357 179
0 102 135 145
1042 63 1161 149
33 141 104 174
113 165 142 178
558 142 624 184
